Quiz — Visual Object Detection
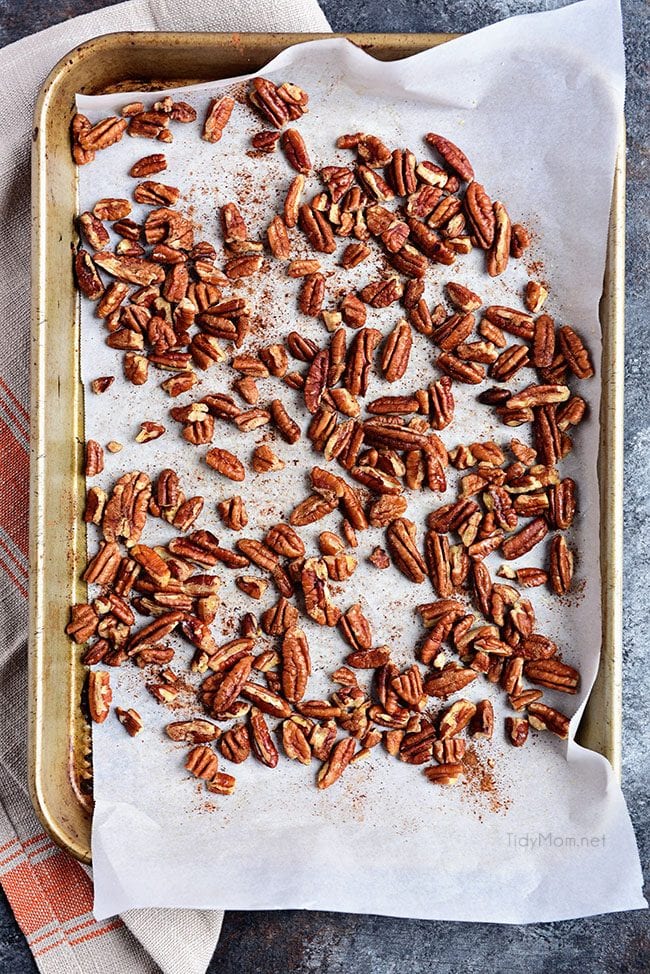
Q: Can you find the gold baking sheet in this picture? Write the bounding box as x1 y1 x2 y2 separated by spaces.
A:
29 31 625 864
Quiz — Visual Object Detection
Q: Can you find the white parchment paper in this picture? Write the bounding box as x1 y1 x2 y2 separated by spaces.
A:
77 0 646 922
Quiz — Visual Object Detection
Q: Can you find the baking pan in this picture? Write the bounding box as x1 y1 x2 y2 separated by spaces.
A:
29 31 625 864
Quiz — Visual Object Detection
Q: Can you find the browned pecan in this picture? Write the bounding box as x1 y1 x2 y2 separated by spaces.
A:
236 576 269 600
282 718 312 764
527 702 570 738
299 203 336 253
219 722 251 763
424 763 464 785
281 627 311 702
304 348 329 414
251 444 284 473
381 320 412 383
300 557 341 626
80 116 128 151
299 272 326 317
71 113 95 165
505 716 529 747
248 707 279 768
87 670 112 723
317 737 356 789
282 128 312 174
386 518 427 584
510 223 531 258
487 201 511 277
205 447 245 482
425 133 474 181
549 535 574 595
359 277 403 309
202 96 235 142
344 327 382 397
436 352 485 385
464 181 494 248
558 325 595 379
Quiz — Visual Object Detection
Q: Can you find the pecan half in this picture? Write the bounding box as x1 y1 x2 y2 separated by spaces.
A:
249 707 279 767
205 447 245 482
381 320 412 382
425 133 474 181
203 96 235 142
527 702 570 738
281 627 311 702
317 737 356 789
549 535 574 594
282 128 311 174
87 670 112 723
386 518 427 584
487 201 511 277
558 326 595 379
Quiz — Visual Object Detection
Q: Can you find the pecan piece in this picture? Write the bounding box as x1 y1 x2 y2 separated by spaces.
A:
344 327 382 397
115 707 143 737
185 745 219 780
424 763 464 785
93 251 164 286
359 277 403 308
206 772 236 795
74 249 104 299
547 479 576 530
84 440 104 477
301 557 341 626
80 116 128 151
71 113 95 165
251 444 284 473
236 576 269 600
252 130 281 152
220 722 251 763
241 682 291 718
424 530 453 597
289 492 338 526
265 523 305 558
102 471 151 545
506 716 529 747
437 352 485 385
501 517 548 560
464 181 494 248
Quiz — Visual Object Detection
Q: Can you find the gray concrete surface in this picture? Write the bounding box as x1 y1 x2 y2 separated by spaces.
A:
0 0 647 971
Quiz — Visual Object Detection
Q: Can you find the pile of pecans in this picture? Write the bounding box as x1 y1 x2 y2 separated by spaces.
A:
68 74 592 797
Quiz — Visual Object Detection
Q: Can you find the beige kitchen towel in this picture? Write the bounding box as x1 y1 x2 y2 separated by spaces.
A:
0 3 330 973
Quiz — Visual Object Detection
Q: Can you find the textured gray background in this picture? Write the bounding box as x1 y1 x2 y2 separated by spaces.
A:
1 0 647 971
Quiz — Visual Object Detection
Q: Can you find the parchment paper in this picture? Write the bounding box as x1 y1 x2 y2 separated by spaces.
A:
77 0 646 922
